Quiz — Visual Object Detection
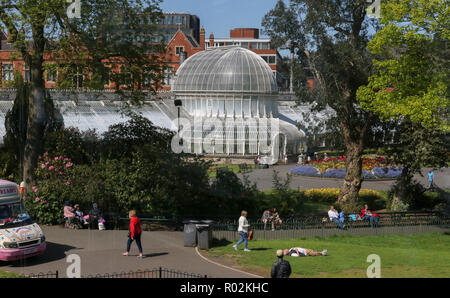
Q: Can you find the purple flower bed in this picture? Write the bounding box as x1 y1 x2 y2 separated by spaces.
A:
322 169 346 178
372 167 403 179
290 166 320 176
363 170 377 179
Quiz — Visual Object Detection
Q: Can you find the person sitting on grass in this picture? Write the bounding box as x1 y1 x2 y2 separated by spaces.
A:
271 249 291 278
360 204 380 228
284 247 327 257
328 205 343 229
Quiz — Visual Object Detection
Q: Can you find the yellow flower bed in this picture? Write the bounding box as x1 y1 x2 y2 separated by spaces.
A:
300 188 382 202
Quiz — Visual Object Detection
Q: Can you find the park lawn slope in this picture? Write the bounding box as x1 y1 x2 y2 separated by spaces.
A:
206 233 450 278
0 270 24 278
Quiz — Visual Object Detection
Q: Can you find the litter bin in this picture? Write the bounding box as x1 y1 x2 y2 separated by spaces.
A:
183 220 201 247
196 220 216 250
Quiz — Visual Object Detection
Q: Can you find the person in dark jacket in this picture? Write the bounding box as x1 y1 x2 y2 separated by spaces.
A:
271 250 291 278
88 203 103 229
122 210 143 258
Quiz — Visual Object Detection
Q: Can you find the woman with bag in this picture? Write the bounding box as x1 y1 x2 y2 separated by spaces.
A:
232 210 251 252
122 210 143 258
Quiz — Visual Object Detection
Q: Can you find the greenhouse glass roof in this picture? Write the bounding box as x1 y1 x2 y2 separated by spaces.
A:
172 46 278 94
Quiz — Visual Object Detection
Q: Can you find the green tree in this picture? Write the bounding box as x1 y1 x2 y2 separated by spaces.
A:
357 0 449 131
263 0 379 212
0 0 165 190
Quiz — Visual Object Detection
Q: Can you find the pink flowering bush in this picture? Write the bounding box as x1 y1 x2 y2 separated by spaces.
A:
23 154 74 225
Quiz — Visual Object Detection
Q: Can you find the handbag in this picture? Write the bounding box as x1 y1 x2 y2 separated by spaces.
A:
247 229 254 241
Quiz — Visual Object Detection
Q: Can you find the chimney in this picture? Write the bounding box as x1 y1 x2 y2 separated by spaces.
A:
209 32 214 47
200 26 205 50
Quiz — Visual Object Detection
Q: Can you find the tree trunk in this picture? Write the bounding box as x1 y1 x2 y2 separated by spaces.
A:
22 25 47 191
338 123 365 213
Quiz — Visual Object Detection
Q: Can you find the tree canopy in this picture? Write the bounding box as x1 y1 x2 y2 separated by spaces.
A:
357 0 449 131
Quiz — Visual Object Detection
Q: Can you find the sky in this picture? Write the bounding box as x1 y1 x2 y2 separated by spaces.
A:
159 0 280 39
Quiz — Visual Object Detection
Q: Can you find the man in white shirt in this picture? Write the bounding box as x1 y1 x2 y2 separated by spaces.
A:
328 205 343 229
284 247 327 257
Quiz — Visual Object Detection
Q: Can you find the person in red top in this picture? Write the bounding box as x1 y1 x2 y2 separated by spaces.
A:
122 210 143 258
360 204 380 228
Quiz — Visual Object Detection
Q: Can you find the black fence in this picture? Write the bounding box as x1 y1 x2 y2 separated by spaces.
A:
25 268 207 278
25 271 59 278
108 211 449 231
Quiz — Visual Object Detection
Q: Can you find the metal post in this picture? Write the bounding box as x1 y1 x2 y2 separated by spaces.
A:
159 267 162 278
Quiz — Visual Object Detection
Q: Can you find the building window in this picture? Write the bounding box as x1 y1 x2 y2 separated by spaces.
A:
143 70 153 89
73 67 83 88
261 55 276 64
2 64 14 81
175 46 184 56
46 68 57 82
163 66 173 85
24 65 31 82
120 66 132 86
174 15 182 24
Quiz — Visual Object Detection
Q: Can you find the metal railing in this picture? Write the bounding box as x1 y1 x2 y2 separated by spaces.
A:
212 211 450 231
26 271 59 278
25 268 207 278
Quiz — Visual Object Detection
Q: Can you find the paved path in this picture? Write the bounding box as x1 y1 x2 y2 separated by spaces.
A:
237 165 450 191
0 226 255 278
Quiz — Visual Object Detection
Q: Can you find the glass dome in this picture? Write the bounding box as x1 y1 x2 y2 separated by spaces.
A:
172 46 278 94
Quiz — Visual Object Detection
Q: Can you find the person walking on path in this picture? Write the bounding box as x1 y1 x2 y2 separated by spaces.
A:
233 210 251 252
428 170 435 191
123 210 143 258
271 249 292 278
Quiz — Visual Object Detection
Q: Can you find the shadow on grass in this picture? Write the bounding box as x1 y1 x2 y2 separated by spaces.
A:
212 238 233 247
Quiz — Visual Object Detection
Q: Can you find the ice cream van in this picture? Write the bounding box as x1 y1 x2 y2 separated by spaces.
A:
0 180 46 261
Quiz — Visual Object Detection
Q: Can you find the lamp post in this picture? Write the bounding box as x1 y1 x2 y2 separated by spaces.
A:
174 99 183 145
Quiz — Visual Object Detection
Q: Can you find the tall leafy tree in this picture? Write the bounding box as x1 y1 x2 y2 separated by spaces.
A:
357 0 449 132
0 0 165 189
263 0 379 211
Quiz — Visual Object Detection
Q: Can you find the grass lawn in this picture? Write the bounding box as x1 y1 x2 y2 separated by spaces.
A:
0 270 24 278
205 233 450 278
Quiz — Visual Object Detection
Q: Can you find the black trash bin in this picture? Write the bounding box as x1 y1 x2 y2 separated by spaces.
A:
196 220 216 250
183 220 201 247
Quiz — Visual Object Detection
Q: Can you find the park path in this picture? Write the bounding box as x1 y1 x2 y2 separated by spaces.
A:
237 165 449 191
0 226 256 278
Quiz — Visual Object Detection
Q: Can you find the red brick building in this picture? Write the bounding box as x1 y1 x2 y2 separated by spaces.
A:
0 13 285 91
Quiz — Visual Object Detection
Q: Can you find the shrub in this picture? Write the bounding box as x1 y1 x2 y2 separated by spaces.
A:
24 153 74 225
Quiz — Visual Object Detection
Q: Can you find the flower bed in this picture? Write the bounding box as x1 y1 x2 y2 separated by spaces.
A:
290 166 321 176
290 156 402 180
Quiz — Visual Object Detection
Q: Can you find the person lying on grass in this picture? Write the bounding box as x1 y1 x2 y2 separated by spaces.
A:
283 247 327 257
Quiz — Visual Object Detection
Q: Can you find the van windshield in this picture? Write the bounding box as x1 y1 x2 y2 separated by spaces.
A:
0 203 33 228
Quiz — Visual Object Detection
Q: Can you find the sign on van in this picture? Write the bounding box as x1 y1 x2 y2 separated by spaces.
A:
0 186 18 197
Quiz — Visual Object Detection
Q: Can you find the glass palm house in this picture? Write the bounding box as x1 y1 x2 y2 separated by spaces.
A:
0 47 311 164
171 46 306 162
